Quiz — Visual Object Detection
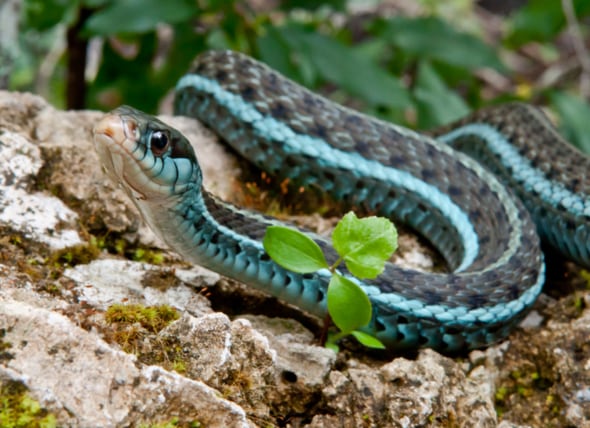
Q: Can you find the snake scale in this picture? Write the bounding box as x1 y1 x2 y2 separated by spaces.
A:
93 50 590 351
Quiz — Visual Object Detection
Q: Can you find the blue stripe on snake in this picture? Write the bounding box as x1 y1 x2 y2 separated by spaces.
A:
176 73 481 271
93 50 590 351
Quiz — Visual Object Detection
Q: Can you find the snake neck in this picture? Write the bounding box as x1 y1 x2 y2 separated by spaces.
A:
140 184 331 318
147 185 262 266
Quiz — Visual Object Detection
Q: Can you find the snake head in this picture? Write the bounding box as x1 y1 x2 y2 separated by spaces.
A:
93 105 201 201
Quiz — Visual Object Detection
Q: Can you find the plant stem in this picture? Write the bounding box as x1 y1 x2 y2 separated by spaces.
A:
328 331 349 344
329 257 343 273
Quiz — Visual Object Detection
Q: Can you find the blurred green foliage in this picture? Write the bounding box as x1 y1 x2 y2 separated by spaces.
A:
11 0 590 151
507 0 590 46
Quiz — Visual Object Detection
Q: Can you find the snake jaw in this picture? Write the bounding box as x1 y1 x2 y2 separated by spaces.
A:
94 112 148 199
94 120 124 181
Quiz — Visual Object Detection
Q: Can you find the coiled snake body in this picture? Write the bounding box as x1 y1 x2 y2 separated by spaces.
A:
94 50 590 351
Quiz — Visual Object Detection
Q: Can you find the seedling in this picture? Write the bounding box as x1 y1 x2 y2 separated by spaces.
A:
263 212 398 352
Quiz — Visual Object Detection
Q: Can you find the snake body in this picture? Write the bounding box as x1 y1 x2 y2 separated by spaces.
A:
93 50 590 351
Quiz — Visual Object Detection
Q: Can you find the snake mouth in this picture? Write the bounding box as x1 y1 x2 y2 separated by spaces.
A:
93 112 148 200
94 114 130 178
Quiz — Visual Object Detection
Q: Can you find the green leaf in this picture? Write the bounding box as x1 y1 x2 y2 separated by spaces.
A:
257 26 302 82
88 23 203 112
24 0 79 31
300 32 412 109
506 0 590 47
378 16 505 72
279 0 346 11
82 0 110 6
413 61 470 128
206 29 233 51
270 25 411 109
332 212 397 279
263 226 329 273
350 331 386 349
84 0 197 35
550 91 590 154
263 25 319 87
327 274 372 333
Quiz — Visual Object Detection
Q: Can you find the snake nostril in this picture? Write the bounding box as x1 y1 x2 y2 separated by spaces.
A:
122 119 138 140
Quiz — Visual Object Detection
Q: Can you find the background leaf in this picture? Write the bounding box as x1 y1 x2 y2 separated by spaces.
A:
377 16 506 72
278 0 346 11
550 91 590 154
84 0 197 35
257 25 303 82
23 0 78 31
259 24 412 109
298 32 412 109
413 61 471 128
506 0 590 47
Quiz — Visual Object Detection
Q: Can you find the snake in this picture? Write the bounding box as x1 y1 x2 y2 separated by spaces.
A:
93 50 590 352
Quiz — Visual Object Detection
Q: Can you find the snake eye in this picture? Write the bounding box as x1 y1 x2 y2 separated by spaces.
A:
150 130 170 155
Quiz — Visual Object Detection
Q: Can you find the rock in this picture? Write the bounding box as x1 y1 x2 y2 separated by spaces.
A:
0 298 252 428
242 315 336 390
0 130 82 249
160 313 277 419
238 315 338 417
64 259 215 316
0 90 589 427
312 350 497 427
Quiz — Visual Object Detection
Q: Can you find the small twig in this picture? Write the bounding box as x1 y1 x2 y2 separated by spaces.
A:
36 25 66 97
537 57 580 90
561 0 590 99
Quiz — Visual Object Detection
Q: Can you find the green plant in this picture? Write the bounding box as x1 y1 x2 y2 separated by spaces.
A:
15 1 590 153
0 381 57 428
104 303 179 333
263 211 397 352
138 417 202 428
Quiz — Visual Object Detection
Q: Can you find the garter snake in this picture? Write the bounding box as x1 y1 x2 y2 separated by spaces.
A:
93 50 590 351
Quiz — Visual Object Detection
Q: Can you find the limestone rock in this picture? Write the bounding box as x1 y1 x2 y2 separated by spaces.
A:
0 130 82 249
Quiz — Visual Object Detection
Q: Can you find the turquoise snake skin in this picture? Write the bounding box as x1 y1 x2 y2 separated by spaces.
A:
93 50 590 351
